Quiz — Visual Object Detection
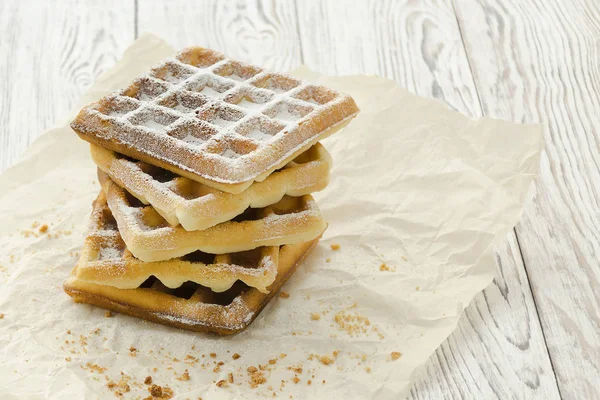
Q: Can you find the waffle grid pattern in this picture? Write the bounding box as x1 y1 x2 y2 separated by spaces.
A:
74 192 280 293
72 47 358 187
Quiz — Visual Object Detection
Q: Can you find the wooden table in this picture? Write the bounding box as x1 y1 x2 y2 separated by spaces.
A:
2 1 598 398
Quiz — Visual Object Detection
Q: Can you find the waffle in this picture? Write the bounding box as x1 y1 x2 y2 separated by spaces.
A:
63 198 321 334
91 142 332 231
100 173 326 262
71 47 359 194
71 191 280 293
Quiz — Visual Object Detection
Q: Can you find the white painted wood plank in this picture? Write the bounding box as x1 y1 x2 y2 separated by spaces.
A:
0 0 134 173
296 1 561 398
137 0 301 71
455 1 600 398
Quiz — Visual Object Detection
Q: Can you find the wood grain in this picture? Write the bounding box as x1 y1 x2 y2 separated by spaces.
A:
0 0 134 173
455 0 600 398
296 1 560 398
137 0 301 71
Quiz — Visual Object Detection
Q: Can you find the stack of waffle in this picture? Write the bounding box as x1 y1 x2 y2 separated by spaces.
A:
64 47 358 334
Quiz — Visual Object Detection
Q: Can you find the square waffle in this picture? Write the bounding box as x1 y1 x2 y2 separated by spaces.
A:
100 173 327 262
63 194 322 334
71 47 359 194
91 142 332 231
72 191 280 293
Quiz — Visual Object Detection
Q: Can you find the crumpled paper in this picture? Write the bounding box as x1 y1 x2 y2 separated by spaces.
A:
0 34 542 399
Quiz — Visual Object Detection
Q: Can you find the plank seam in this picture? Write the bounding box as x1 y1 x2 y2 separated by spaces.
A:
450 1 563 398
134 0 138 39
292 0 305 63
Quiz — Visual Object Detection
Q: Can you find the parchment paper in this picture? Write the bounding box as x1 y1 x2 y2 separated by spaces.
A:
0 34 543 399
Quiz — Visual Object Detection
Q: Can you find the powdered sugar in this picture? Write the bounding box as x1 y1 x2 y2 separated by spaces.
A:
71 47 359 186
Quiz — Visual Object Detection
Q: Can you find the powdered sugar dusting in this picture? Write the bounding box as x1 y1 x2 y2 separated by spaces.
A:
72 47 358 185
98 247 122 261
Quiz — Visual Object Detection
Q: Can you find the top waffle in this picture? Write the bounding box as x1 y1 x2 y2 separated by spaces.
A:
71 47 359 194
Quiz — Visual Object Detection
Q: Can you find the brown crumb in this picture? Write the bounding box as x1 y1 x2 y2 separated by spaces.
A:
228 372 234 384
288 365 302 374
149 384 162 397
104 311 113 318
292 375 300 384
144 376 153 385
325 258 331 263
391 351 402 360
365 367 372 373
65 357 72 362
177 370 190 381
84 362 107 373
319 356 334 365
380 263 396 272
232 353 241 360
415 286 420 291
39 224 48 233
269 359 277 365
210 352 217 358
213 365 221 373
216 379 228 388
107 382 116 389
0 314 4 319
129 346 137 355
66 329 71 334
310 313 320 321
330 244 340 250
279 291 290 299
247 366 258 373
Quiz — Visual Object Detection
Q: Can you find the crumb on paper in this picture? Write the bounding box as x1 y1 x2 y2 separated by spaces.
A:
228 372 234 384
129 346 137 356
415 286 420 291
210 352 217 358
292 375 300 384
391 352 402 360
401 256 408 261
279 291 290 299
379 263 396 272
65 357 72 362
144 376 152 385
325 258 331 263
216 379 228 388
365 367 371 373
39 224 48 233
0 313 4 319
310 313 320 321
232 353 241 360
330 244 340 250
104 311 113 318
177 370 190 381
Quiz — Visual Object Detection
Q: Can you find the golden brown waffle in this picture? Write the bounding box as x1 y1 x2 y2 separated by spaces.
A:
63 195 321 334
71 47 358 194
100 174 326 262
91 142 332 231
72 191 280 293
